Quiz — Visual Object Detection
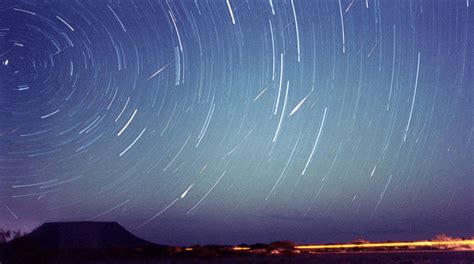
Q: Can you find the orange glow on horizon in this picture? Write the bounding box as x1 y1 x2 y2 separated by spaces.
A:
232 246 251 251
295 240 474 250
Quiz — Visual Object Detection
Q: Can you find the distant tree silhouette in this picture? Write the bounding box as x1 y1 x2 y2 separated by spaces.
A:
352 238 370 244
0 228 23 243
251 243 268 249
269 240 296 250
433 234 454 241
0 229 10 243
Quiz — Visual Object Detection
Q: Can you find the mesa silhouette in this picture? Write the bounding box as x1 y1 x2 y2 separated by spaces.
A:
0 221 170 263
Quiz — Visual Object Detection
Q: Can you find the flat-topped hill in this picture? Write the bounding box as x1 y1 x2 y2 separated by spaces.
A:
0 221 169 263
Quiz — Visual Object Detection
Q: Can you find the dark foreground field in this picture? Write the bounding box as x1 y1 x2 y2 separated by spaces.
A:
174 251 474 264
7 250 471 264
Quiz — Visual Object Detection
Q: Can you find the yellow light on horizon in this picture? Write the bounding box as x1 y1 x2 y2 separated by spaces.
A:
295 240 474 250
232 246 251 251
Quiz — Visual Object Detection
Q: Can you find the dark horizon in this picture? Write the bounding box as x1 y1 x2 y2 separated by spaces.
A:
3 214 473 246
1 0 472 246
2 219 473 247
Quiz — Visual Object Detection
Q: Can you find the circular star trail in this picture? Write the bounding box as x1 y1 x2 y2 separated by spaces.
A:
0 0 472 244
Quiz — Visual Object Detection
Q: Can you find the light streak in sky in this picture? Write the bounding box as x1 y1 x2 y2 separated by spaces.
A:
289 94 309 116
147 63 170 81
56 15 74 31
0 200 18 219
290 0 301 62
370 174 393 217
87 199 129 220
272 81 289 142
181 184 194 198
403 52 421 142
13 7 36 15
41 109 60 119
108 5 126 32
119 127 147 156
274 53 285 115
269 0 275 15
337 0 346 53
252 86 269 103
301 107 328 175
135 197 180 229
186 171 226 215
117 109 138 136
226 0 236 25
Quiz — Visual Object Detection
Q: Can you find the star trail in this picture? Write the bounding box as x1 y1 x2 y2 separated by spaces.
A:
0 0 472 245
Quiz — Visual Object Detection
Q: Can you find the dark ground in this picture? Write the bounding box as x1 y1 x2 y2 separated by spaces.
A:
3 250 472 264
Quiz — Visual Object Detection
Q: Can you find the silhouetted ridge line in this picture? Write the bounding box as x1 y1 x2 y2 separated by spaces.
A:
20 221 160 249
0 221 169 263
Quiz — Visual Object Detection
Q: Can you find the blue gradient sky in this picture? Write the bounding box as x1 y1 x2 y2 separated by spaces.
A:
0 0 472 245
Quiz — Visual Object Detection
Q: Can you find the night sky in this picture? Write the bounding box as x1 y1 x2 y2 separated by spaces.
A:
0 0 472 245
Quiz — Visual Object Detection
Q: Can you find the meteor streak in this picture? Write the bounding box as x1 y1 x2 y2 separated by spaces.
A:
147 63 170 81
